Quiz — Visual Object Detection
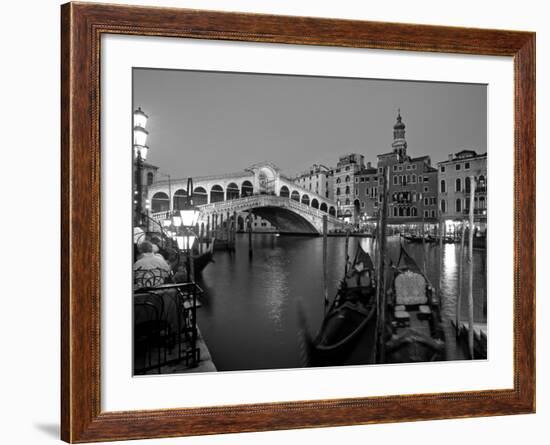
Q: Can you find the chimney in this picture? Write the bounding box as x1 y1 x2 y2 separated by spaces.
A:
448 153 454 161
367 161 372 169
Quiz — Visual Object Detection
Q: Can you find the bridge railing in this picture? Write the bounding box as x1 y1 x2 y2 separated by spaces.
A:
151 194 341 225
199 194 341 224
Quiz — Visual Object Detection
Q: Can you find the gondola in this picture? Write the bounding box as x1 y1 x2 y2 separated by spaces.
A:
384 246 445 363
299 244 378 367
401 234 436 244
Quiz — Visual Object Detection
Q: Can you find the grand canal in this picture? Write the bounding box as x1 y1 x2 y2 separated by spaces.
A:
196 233 487 372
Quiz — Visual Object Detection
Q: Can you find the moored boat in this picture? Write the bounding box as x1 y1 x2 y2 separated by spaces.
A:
384 246 445 363
299 244 378 367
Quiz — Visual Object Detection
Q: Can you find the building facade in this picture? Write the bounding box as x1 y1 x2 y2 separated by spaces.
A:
353 162 379 220
293 164 334 200
437 149 487 231
333 153 365 221
375 111 439 226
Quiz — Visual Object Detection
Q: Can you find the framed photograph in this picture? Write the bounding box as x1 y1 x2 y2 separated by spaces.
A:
61 2 535 442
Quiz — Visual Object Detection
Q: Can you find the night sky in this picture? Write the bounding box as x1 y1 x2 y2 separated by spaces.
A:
133 68 487 179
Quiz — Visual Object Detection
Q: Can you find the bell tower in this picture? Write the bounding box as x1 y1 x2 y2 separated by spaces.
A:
392 109 407 159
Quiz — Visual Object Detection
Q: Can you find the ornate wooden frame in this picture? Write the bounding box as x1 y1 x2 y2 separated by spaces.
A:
61 2 536 442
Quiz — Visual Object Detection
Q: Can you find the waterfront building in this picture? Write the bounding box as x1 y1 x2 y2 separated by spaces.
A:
353 162 379 221
293 164 334 200
375 111 439 227
235 213 277 232
332 153 365 221
135 161 160 212
437 149 487 233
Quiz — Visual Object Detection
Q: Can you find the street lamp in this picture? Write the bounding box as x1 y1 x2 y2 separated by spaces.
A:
133 106 149 227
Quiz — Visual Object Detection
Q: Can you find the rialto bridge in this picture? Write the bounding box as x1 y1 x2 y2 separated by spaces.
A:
148 162 342 235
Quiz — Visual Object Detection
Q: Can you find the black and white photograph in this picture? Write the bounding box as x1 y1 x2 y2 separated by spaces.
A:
132 68 488 375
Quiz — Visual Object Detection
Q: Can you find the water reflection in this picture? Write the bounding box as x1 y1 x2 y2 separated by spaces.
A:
197 233 486 372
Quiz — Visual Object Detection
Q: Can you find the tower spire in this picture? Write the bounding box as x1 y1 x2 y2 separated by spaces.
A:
392 108 407 159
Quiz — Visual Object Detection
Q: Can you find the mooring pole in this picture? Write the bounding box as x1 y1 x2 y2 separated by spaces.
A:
248 212 253 258
439 211 444 305
344 228 350 276
421 193 427 277
468 176 476 358
226 211 231 250
197 222 202 254
206 215 210 246
232 211 237 249
456 220 466 333
323 215 328 313
376 166 389 363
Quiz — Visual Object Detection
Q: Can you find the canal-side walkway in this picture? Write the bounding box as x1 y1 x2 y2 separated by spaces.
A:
144 326 217 375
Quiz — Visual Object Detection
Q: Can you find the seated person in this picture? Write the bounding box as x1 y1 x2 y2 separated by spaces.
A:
133 241 172 288
150 235 170 260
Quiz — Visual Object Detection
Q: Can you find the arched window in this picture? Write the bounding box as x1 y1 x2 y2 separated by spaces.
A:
345 198 350 206
193 187 208 205
456 199 462 213
393 207 398 217
412 207 418 217
440 199 446 213
455 178 462 192
279 185 290 198
301 194 310 206
320 202 328 212
479 196 486 209
311 199 319 209
399 207 404 217
328 206 336 216
291 191 300 202
336 187 341 196
173 189 187 210
336 177 341 184
465 177 471 194
345 175 350 183
345 186 350 195
440 179 446 193
147 172 154 186
431 210 436 218
406 207 411 217
210 185 224 203
151 192 170 213
412 174 417 184
226 182 239 200
241 180 253 197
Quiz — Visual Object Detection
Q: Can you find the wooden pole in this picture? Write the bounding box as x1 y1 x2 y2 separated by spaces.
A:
439 213 444 303
456 220 466 332
344 229 350 276
421 194 427 277
323 215 328 313
248 212 253 258
196 222 202 254
468 176 476 358
376 167 389 363
232 211 237 249
206 215 210 245
226 211 231 248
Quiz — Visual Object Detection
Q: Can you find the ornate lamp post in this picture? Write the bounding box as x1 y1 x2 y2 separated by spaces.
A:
176 178 200 278
133 107 149 227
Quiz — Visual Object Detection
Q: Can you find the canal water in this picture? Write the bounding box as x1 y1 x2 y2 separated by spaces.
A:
197 234 487 372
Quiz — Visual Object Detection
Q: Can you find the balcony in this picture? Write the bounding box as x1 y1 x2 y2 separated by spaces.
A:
462 208 487 216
